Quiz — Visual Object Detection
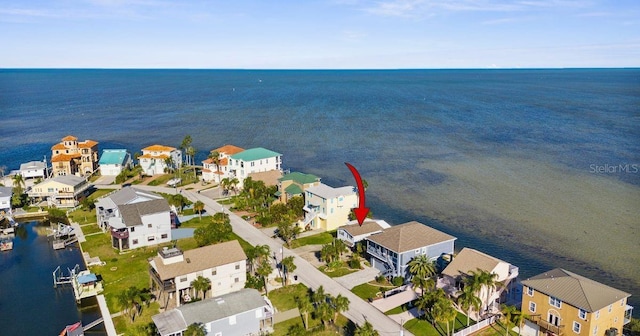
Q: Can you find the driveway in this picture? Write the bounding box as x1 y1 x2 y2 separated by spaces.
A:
334 265 381 289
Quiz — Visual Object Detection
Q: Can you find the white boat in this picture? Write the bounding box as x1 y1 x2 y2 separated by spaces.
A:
0 238 13 251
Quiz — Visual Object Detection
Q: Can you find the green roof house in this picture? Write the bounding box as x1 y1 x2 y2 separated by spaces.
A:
98 149 132 176
276 172 321 203
228 147 282 188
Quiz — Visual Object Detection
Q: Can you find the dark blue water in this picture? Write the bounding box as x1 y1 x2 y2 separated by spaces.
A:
0 221 105 335
0 69 638 317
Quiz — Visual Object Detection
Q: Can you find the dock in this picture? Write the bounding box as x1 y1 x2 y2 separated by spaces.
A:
53 265 103 302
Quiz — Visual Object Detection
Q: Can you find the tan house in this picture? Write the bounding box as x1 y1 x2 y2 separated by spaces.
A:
520 268 633 336
441 247 519 317
149 240 247 308
28 175 91 207
51 135 99 177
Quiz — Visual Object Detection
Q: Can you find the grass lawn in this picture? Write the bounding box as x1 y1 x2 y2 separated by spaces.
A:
351 278 397 301
385 299 418 315
88 188 116 200
318 264 358 278
470 321 518 336
80 223 103 235
267 283 309 311
404 312 475 336
148 174 174 186
68 208 97 225
289 232 334 249
272 313 349 336
112 301 160 334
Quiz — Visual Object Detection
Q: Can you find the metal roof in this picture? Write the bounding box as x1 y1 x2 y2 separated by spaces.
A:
98 149 129 165
230 147 281 162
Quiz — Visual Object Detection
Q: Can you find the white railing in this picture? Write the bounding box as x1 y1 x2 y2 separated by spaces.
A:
452 315 498 336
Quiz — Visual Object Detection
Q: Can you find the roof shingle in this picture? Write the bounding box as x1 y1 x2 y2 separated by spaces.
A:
366 221 456 253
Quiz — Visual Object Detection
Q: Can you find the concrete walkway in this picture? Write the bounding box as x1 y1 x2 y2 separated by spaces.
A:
371 286 420 312
273 308 301 324
97 294 117 336
334 265 381 290
388 307 422 324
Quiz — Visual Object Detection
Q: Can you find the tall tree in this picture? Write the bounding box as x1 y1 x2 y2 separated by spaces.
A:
12 174 25 189
208 151 221 175
181 135 193 166
281 256 296 286
256 259 272 295
277 221 301 247
332 294 350 323
193 200 205 219
183 323 206 336
312 286 327 306
296 295 314 330
354 321 380 336
408 255 436 293
457 286 482 326
501 304 519 336
315 301 334 327
191 276 211 300
513 309 529 336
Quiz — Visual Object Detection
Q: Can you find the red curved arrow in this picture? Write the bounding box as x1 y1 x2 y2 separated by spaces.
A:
345 162 370 226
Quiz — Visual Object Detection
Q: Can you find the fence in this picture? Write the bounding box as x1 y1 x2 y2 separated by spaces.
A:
452 315 499 336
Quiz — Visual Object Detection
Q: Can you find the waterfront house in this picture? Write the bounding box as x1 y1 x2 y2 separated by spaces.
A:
441 247 519 316
149 240 248 308
301 182 357 232
337 219 389 247
228 147 283 189
51 135 99 177
276 171 321 204
201 144 245 184
95 187 172 250
0 186 12 215
365 221 456 279
139 145 182 176
28 175 90 208
18 160 48 180
520 268 633 336
98 149 132 176
152 288 273 336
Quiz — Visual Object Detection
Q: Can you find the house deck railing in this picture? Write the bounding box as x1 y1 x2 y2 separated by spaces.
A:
527 315 563 335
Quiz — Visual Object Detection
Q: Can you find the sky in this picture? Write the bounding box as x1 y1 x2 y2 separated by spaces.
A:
1 0 639 69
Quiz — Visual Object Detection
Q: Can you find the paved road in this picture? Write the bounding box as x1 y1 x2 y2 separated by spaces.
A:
148 187 413 336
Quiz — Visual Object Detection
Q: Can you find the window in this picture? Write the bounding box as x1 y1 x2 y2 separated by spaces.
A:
148 223 152 228
579 309 587 319
180 276 187 282
132 239 138 245
161 234 168 239
527 287 534 296
573 322 581 334
130 227 135 232
550 296 562 308
235 277 239 283
593 326 598 336
529 301 536 313
212 269 217 276
147 236 155 241
235 264 240 270
229 315 236 325
595 311 600 319
415 249 420 254
608 305 612 313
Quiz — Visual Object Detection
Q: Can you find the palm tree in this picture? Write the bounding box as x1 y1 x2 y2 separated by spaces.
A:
287 323 307 336
229 177 239 195
208 150 221 172
501 304 519 336
432 297 457 336
164 157 175 174
12 174 25 189
332 294 350 323
193 200 205 219
408 254 436 293
256 259 272 295
457 286 482 326
354 321 379 336
183 323 206 336
296 295 314 330
281 256 296 286
190 276 211 300
332 238 348 259
315 301 334 327
312 286 327 306
513 309 529 336
465 269 499 315
181 135 193 166
476 269 499 314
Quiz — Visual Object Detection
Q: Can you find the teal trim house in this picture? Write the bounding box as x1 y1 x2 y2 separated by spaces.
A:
98 149 132 176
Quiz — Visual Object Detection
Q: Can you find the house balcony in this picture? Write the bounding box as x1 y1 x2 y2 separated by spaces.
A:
110 229 129 239
149 267 175 291
527 315 563 336
624 305 633 325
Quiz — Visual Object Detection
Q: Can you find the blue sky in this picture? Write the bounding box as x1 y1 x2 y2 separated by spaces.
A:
1 0 638 68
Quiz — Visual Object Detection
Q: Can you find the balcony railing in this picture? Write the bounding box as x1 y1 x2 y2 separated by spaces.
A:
508 265 519 279
149 268 175 291
527 315 563 335
111 229 129 239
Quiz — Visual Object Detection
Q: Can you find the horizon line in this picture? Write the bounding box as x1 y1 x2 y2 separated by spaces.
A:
1 67 639 71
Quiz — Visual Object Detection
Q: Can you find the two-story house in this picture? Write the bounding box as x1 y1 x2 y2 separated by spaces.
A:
51 135 99 177
276 171 321 204
139 145 182 176
521 268 633 336
28 175 91 207
441 247 519 317
227 147 282 189
365 221 456 279
19 160 48 180
149 241 248 308
302 183 357 232
201 144 245 184
152 288 274 336
95 187 172 250
0 186 12 215
98 149 132 176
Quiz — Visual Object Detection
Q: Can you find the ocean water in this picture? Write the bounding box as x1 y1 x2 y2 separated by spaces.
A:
0 69 639 314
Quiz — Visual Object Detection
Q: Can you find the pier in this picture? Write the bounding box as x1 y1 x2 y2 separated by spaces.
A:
53 264 103 302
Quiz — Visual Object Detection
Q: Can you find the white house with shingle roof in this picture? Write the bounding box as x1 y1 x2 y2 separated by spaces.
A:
365 221 456 279
441 247 519 315
0 186 12 215
149 240 248 308
337 219 390 247
19 160 48 179
152 288 273 336
139 144 182 176
27 175 91 207
95 187 172 250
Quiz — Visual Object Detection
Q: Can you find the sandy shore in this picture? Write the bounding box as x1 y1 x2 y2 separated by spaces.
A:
375 155 639 290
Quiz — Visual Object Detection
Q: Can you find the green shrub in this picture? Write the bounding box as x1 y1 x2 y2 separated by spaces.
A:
392 276 405 286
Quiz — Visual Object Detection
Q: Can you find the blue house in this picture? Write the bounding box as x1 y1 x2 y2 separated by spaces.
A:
365 221 456 279
98 149 132 176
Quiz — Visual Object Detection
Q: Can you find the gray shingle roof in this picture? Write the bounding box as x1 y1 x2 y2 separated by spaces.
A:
118 198 170 226
366 221 456 253
152 289 265 336
521 268 630 312
51 175 86 187
340 221 383 237
110 186 162 205
151 240 247 280
441 248 503 278
0 186 12 198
